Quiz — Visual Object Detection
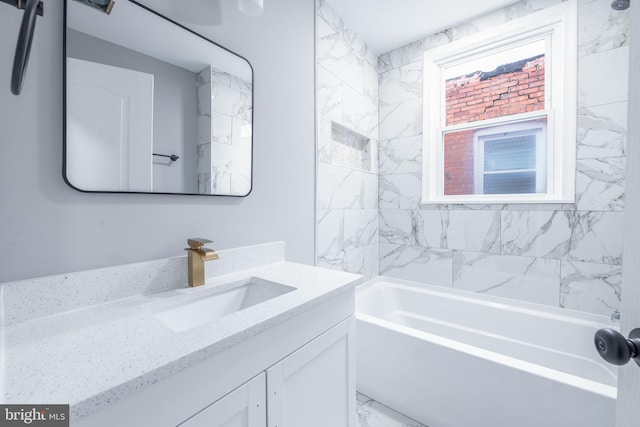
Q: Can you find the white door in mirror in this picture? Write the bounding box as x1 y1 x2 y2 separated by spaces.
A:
66 58 154 192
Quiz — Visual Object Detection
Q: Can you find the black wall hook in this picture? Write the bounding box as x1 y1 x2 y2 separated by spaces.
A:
1 0 44 95
153 153 180 162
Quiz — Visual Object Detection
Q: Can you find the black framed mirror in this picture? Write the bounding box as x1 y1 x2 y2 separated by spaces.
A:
64 0 253 196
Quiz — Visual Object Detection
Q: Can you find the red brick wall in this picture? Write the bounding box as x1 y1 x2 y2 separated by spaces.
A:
443 56 545 195
444 130 475 195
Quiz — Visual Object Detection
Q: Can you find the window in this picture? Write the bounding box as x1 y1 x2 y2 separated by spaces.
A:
473 120 547 195
422 1 577 204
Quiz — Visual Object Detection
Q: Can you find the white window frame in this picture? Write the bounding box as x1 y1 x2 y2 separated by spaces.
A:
422 0 577 204
473 121 547 194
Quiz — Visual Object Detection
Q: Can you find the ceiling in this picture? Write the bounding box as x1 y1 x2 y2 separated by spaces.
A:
325 0 521 55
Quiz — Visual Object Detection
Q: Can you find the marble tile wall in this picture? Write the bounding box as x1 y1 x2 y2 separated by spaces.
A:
316 0 379 278
196 67 212 192
197 66 252 195
377 0 630 316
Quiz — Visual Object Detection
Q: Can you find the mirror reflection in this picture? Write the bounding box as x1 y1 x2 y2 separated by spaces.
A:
64 0 253 196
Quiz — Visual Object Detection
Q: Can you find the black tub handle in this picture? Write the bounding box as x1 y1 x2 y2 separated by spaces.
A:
10 0 40 95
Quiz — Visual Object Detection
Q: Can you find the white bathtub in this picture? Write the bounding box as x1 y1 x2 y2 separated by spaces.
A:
356 277 617 427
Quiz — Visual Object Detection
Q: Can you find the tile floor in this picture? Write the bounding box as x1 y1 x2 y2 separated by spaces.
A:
356 392 428 427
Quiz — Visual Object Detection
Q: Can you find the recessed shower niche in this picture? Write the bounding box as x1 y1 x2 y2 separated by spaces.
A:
330 122 373 172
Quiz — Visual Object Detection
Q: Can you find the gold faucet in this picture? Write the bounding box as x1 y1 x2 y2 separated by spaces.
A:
185 238 219 287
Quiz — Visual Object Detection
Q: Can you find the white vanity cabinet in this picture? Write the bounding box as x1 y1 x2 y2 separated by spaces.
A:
179 318 355 427
179 374 266 427
267 318 355 427
73 289 356 427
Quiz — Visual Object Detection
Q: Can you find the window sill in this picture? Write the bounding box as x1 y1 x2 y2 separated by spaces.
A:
421 195 575 205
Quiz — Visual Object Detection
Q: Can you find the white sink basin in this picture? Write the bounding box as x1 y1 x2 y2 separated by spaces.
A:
147 277 296 332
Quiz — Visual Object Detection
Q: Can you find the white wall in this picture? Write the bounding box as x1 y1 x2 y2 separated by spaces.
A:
0 0 316 282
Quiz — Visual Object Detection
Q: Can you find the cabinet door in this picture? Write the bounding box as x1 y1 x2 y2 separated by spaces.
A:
266 317 355 427
179 373 266 427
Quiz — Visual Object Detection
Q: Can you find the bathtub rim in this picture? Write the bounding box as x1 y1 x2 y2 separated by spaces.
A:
357 275 618 329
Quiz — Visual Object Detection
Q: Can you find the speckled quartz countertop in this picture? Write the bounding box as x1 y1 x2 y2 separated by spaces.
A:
0 242 363 421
